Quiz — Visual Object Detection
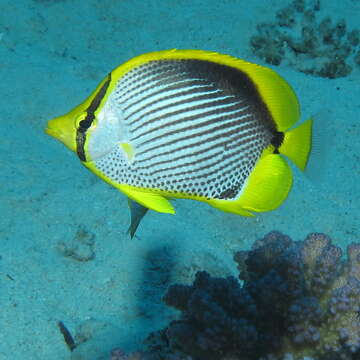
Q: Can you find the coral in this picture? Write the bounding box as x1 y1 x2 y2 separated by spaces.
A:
152 231 360 360
250 0 360 78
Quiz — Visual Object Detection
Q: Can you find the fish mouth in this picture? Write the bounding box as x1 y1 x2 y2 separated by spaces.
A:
45 121 65 142
45 117 62 137
45 126 59 138
45 116 77 152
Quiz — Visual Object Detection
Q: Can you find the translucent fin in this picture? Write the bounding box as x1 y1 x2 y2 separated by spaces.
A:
120 185 175 214
279 117 313 171
208 154 293 215
127 199 149 238
304 110 332 185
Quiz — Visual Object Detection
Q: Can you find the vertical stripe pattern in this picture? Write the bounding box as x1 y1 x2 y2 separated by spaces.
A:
94 59 277 200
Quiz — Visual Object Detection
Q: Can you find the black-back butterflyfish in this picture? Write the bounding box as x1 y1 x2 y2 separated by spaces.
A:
46 49 312 237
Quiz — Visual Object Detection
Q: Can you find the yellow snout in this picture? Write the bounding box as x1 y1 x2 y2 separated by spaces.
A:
45 114 77 153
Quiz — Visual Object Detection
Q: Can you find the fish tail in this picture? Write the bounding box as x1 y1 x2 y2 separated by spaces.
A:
279 117 313 171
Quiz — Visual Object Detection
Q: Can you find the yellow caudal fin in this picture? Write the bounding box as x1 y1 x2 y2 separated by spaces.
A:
119 185 175 214
208 154 293 215
279 117 313 171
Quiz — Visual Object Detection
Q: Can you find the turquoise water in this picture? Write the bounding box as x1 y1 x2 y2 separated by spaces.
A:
0 0 359 359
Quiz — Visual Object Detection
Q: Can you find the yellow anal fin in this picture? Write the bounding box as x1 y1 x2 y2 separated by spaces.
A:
208 154 293 215
279 117 313 171
207 198 255 216
119 185 175 214
241 154 293 212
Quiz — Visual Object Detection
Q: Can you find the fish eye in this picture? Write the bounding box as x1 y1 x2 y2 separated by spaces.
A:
79 119 91 128
76 114 92 131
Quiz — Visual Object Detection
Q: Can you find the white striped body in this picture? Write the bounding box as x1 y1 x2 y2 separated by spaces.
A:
89 59 278 201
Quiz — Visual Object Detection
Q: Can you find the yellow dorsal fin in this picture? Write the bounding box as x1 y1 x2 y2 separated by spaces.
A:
208 153 292 215
119 185 175 214
279 117 313 171
241 62 300 132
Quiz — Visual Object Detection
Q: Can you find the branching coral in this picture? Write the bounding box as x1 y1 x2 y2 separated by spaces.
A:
250 0 360 78
151 231 360 360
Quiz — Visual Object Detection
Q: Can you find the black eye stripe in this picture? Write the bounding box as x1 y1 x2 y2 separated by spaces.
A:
76 73 112 161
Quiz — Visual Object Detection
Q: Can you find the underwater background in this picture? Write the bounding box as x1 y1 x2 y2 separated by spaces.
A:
0 0 359 359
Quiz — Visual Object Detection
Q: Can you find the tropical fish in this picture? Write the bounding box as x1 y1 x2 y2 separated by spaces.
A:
46 49 312 237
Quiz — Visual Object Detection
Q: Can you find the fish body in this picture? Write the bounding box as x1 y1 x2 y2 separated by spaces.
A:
46 49 312 232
